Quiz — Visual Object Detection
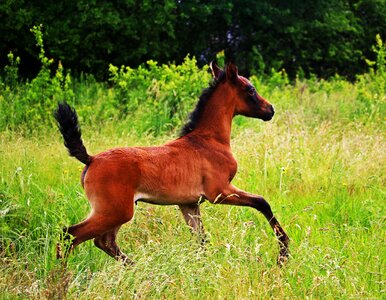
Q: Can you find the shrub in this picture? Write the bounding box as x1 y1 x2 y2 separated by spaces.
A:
0 25 74 132
355 34 386 122
109 56 210 135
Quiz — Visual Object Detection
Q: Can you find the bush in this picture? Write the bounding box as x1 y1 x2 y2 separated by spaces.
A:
109 56 210 135
355 34 386 122
0 28 384 135
0 25 74 132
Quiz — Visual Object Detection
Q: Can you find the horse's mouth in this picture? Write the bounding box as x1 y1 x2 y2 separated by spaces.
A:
262 113 274 121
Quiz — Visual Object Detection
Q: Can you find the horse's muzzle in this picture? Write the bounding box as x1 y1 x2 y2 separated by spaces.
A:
262 105 275 121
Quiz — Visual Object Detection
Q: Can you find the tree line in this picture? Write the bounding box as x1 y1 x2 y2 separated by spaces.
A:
1 0 385 80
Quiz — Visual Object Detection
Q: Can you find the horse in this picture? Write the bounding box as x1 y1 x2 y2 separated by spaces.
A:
54 62 289 265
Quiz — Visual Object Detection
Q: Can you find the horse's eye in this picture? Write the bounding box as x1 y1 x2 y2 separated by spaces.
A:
247 87 255 96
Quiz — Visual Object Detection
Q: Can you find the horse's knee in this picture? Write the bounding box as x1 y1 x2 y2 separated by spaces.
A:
246 195 272 217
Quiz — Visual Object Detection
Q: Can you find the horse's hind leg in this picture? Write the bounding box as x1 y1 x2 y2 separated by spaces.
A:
179 203 206 244
57 219 98 259
94 226 133 265
59 209 132 259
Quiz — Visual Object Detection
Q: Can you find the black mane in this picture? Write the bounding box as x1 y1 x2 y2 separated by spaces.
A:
179 72 226 137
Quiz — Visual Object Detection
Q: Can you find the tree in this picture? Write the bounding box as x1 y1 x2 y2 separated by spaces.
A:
0 0 384 79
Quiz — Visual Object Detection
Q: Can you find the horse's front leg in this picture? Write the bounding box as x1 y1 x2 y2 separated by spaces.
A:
209 185 289 265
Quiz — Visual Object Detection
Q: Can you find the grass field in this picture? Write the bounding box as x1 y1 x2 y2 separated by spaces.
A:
1 67 385 299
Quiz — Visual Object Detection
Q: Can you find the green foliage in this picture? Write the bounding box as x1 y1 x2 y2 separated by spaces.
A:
244 35 385 128
355 34 386 122
365 34 386 75
30 25 51 70
2 52 20 89
0 25 75 132
0 0 178 78
1 31 385 136
0 1 385 79
109 56 210 135
0 29 210 136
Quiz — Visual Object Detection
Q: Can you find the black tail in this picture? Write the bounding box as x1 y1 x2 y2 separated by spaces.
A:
54 102 92 165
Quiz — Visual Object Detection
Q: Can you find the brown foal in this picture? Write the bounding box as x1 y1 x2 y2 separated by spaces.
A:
55 62 289 265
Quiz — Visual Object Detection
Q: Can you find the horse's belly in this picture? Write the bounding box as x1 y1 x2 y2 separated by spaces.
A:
136 155 204 204
134 179 203 205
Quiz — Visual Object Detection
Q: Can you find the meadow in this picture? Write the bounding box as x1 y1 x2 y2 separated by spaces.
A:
1 40 385 298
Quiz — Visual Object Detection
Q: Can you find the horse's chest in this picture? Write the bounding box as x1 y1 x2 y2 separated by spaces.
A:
207 152 238 182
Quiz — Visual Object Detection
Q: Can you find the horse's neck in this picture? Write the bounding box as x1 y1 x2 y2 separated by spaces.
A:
191 85 235 145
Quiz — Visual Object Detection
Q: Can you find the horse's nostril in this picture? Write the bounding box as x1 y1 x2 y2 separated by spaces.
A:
270 105 275 115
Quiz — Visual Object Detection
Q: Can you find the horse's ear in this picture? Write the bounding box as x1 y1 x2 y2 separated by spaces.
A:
210 61 223 80
226 63 238 82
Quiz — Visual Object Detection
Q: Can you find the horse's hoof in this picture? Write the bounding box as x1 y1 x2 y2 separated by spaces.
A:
122 257 135 267
56 243 63 259
277 253 289 266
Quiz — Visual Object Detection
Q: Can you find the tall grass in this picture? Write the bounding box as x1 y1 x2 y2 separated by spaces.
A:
1 81 385 298
0 33 385 299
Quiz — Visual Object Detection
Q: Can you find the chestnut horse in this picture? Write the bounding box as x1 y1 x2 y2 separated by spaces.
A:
55 62 289 265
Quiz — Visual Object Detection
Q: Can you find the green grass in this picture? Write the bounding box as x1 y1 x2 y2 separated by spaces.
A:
1 61 385 298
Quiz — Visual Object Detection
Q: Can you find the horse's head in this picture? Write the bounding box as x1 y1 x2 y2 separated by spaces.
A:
210 62 274 121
